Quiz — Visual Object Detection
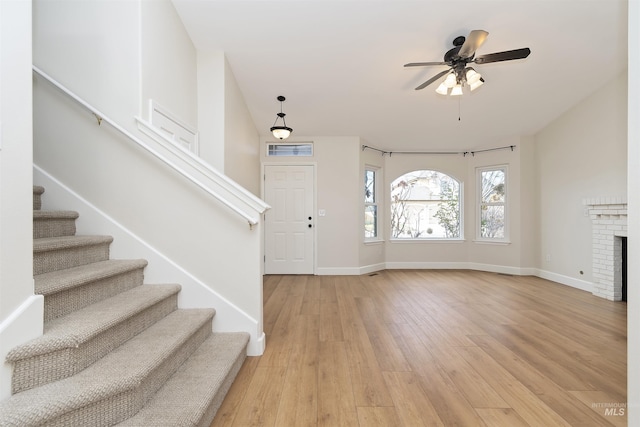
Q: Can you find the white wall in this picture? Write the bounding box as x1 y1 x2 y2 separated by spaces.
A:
466 136 537 273
381 139 534 273
33 0 140 130
197 51 225 171
141 0 198 126
32 0 265 352
535 72 627 289
223 58 261 195
260 136 361 275
0 0 43 400
627 0 638 422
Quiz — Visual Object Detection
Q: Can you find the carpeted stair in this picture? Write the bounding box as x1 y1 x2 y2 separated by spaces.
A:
0 186 249 426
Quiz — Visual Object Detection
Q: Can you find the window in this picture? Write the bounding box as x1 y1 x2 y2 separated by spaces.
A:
390 170 461 239
267 143 313 157
364 167 379 239
477 166 507 241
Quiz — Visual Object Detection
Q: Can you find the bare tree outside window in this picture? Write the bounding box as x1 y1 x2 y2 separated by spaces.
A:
479 168 506 239
390 170 461 239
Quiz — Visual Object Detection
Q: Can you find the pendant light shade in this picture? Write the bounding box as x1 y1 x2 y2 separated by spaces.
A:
270 96 293 140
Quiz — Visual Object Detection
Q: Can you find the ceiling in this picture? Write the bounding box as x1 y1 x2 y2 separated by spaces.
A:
172 0 628 152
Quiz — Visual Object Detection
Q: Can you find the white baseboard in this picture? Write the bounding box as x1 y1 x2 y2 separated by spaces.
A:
468 263 537 276
535 268 594 293
358 263 386 275
0 294 44 400
316 266 362 275
385 261 469 270
34 165 264 356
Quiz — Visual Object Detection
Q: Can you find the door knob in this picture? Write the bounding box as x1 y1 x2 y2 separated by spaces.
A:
308 224 312 228
308 216 312 220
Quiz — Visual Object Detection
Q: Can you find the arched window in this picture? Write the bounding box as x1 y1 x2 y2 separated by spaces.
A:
390 170 461 239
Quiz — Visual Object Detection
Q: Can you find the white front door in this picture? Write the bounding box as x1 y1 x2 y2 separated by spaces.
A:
264 165 314 274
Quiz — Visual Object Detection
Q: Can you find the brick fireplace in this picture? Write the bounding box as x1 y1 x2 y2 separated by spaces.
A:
584 197 628 301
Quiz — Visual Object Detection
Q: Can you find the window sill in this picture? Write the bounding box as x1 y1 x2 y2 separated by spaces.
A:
473 239 511 245
364 239 385 245
389 238 465 244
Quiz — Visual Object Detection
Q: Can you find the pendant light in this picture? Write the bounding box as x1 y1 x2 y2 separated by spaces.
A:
270 96 293 140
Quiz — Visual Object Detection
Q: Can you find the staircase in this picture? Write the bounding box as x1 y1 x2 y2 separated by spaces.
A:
0 186 249 426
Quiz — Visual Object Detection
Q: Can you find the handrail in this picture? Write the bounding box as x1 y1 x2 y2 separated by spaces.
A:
32 65 264 229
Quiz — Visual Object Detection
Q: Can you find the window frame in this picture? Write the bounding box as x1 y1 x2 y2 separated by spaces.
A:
266 142 313 157
389 169 463 241
364 165 381 241
476 165 509 243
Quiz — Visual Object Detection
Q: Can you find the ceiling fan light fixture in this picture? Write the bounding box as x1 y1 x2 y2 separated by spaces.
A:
435 82 449 95
469 77 484 91
270 95 293 140
465 67 482 85
444 73 457 88
450 84 463 96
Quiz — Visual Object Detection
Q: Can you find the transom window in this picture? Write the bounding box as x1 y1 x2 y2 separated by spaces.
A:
266 143 313 157
390 170 461 239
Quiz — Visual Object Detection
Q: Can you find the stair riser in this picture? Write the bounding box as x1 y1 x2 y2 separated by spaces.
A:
34 243 110 275
42 323 212 427
43 268 145 322
34 218 77 239
12 294 179 394
33 187 44 210
197 350 247 427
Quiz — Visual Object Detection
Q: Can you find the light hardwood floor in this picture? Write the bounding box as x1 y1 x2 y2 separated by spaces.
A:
210 270 627 426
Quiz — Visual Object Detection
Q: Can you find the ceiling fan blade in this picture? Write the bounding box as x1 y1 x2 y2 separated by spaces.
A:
474 47 531 64
415 69 451 90
458 30 489 59
404 61 448 67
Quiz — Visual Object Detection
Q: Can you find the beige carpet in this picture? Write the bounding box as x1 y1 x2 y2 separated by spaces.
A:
0 186 249 426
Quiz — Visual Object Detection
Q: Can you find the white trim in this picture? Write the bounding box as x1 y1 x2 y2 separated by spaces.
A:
148 100 199 156
0 294 44 399
358 263 387 275
364 164 381 242
34 166 265 355
535 268 594 293
316 267 362 275
136 116 269 215
467 262 534 276
385 261 469 270
476 164 509 242
389 238 465 244
261 161 318 275
33 66 267 228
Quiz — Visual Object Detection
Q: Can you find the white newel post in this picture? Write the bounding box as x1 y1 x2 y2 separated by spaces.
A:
584 197 628 301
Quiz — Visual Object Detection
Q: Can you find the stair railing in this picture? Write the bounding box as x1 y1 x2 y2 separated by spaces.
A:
32 65 269 229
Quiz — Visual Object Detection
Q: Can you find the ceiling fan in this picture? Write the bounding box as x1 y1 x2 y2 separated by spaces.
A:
405 30 531 95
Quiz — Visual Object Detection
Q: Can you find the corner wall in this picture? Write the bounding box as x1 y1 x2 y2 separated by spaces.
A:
0 0 43 400
535 72 628 290
626 0 639 421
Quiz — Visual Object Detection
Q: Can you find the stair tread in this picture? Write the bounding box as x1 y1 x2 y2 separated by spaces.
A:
118 332 249 426
7 284 182 361
33 235 113 252
0 309 215 425
34 259 148 296
33 210 79 219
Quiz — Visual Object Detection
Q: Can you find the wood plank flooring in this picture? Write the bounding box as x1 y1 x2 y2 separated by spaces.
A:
210 270 627 426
